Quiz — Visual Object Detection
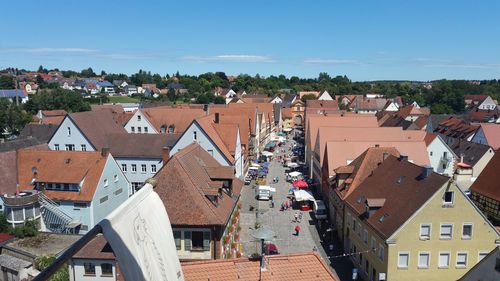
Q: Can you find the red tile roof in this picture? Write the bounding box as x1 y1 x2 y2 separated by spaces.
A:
424 132 438 146
470 152 500 201
142 107 206 134
153 143 242 226
182 252 339 281
478 123 500 150
196 116 236 163
345 155 449 239
17 150 107 202
73 235 116 260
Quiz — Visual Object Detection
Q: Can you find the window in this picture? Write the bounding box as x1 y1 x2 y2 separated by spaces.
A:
174 230 181 250
84 263 96 275
185 231 210 251
418 252 430 268
114 175 118 182
121 164 127 172
430 151 433 156
495 258 500 272
440 224 453 239
462 224 473 239
137 115 141 121
151 164 157 173
101 263 113 276
65 144 75 151
207 149 214 156
420 224 431 240
456 252 467 267
398 252 409 268
443 191 454 205
439 252 450 268
193 131 197 140
114 188 123 196
141 164 147 173
478 251 489 262
73 202 87 209
67 127 71 136
378 244 384 261
347 213 351 226
363 229 368 244
131 126 135 133
100 196 108 204
81 144 86 151
138 127 142 133
353 220 357 232
144 127 148 133
104 179 109 187
371 238 377 253
54 144 60 150
131 164 137 173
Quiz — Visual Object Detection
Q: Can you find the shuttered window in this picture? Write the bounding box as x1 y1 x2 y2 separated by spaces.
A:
203 231 211 251
173 230 181 250
184 231 192 251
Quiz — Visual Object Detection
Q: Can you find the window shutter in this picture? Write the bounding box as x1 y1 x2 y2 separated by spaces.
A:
184 231 192 251
203 231 211 251
174 231 181 250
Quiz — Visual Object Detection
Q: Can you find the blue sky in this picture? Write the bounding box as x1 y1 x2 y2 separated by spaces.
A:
1 0 499 81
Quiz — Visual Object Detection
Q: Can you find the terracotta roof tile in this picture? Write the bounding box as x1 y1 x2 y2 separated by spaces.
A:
182 252 338 281
196 116 235 163
451 140 493 166
345 156 449 239
306 100 339 110
142 107 206 134
154 143 242 226
478 123 500 150
424 132 438 146
470 152 500 201
73 235 116 260
17 150 107 202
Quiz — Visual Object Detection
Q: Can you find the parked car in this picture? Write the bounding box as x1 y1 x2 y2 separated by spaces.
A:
313 200 328 220
257 185 275 201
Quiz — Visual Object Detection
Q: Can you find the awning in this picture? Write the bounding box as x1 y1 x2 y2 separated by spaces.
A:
251 163 261 167
293 179 309 189
288 171 302 177
265 142 276 148
287 162 299 168
262 151 274 157
249 166 259 170
283 128 293 132
293 190 315 202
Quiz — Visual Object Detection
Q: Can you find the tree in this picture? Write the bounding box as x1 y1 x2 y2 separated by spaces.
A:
24 88 91 114
0 75 14 89
301 94 317 102
80 67 96 78
36 255 69 281
0 99 32 135
196 93 210 104
167 88 177 102
214 96 226 104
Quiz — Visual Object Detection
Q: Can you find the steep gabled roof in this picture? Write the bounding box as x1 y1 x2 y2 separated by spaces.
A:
153 143 242 226
345 156 449 239
106 133 179 158
451 140 492 166
17 150 108 202
470 152 500 201
335 147 401 200
478 123 500 150
67 110 127 150
142 107 206 134
196 116 236 163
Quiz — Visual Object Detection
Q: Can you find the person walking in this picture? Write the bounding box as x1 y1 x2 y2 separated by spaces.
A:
294 212 298 222
295 225 301 236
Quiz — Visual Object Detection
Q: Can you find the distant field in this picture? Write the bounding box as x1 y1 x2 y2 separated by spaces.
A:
108 96 140 103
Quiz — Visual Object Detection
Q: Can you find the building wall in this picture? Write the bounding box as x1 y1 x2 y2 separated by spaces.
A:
472 148 494 178
123 110 157 134
69 259 117 281
115 157 162 192
478 97 497 110
171 122 232 167
56 201 92 233
173 227 214 260
471 128 488 146
386 183 499 281
234 129 243 178
90 155 130 228
458 248 500 281
48 117 94 151
427 137 455 176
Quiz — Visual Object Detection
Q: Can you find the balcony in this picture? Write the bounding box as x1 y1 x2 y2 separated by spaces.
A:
3 190 39 207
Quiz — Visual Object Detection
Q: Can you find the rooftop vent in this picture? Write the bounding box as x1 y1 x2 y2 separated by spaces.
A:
396 176 406 184
379 213 389 223
421 165 433 178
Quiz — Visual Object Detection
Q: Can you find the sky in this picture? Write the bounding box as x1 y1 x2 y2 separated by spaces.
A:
1 0 499 81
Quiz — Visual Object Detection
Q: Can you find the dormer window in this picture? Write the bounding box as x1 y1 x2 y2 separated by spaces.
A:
137 115 141 121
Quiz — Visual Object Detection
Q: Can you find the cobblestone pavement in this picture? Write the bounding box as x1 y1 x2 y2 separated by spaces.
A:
239 136 355 280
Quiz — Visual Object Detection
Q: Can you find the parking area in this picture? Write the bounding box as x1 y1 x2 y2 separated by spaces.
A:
239 133 355 280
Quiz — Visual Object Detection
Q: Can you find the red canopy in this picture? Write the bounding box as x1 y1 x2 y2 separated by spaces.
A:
293 179 308 189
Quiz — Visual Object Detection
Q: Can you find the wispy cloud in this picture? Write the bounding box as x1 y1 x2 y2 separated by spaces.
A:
2 47 99 54
303 58 361 65
182 55 274 63
423 63 500 69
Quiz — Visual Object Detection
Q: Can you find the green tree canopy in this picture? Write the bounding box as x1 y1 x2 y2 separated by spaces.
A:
24 88 91 114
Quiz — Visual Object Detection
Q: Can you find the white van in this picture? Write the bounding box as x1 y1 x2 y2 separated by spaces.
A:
257 186 276 201
313 200 327 220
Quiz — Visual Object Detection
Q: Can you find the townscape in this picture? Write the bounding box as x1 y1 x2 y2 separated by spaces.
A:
1 1 500 281
0 68 499 281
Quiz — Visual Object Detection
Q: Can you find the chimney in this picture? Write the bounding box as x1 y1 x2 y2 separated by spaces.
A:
203 104 209 115
383 153 389 160
214 112 219 124
422 165 433 178
162 147 170 164
399 155 408 161
101 147 110 157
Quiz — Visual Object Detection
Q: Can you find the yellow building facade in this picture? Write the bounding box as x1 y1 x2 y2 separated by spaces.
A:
344 181 499 281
